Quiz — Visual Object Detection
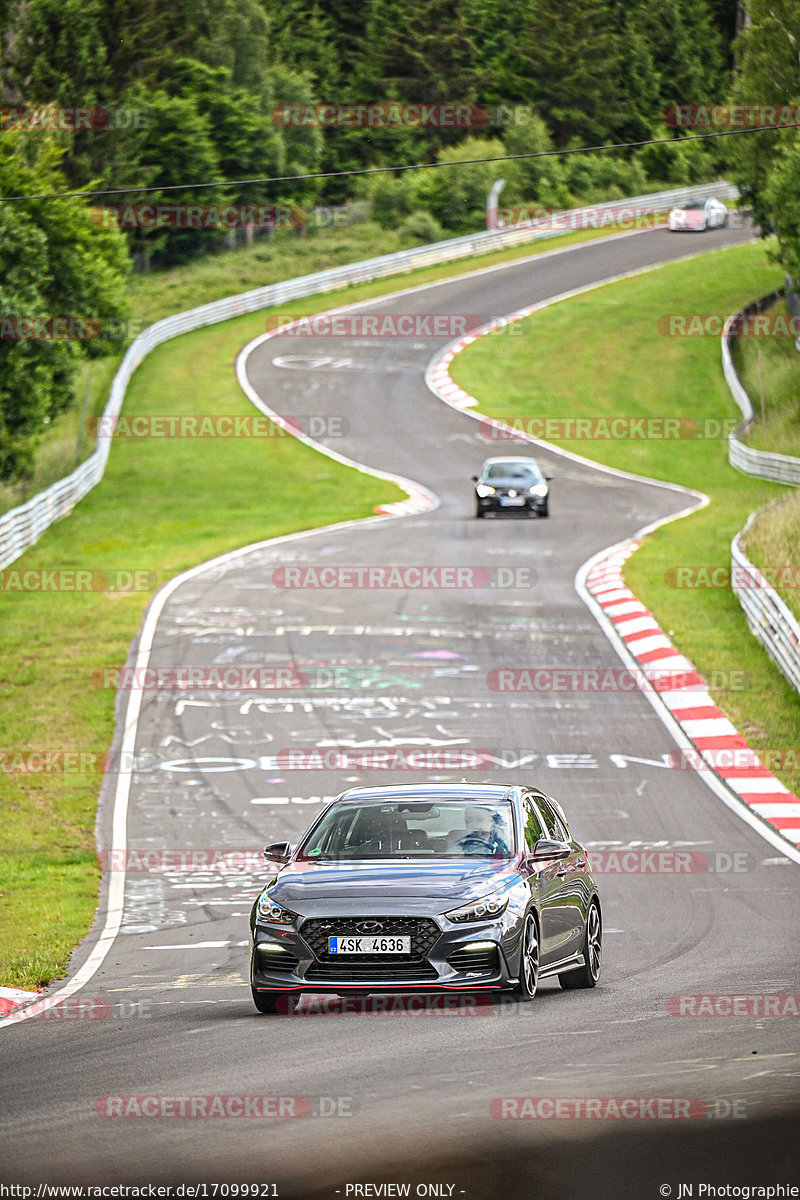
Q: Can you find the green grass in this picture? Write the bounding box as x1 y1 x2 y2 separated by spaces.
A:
0 219 666 991
452 240 800 795
0 217 666 514
741 489 800 624
0 204 740 990
0 304 403 990
733 298 800 456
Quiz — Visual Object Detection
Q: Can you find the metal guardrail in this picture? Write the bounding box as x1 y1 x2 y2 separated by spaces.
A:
0 181 737 571
732 520 800 695
724 289 800 483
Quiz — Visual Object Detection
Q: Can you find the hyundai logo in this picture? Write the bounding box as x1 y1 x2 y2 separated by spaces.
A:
356 920 384 934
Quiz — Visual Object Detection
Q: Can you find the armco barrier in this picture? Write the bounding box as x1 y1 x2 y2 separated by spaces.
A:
723 289 800 696
731 518 800 696
724 289 800 484
0 181 736 571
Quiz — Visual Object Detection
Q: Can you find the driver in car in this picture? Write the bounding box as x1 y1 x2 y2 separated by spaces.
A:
448 807 510 855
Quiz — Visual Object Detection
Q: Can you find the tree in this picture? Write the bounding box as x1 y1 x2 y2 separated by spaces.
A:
0 131 129 483
729 0 800 234
496 0 623 147
764 133 800 280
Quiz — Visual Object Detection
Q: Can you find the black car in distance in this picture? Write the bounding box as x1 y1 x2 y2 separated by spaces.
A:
472 456 552 518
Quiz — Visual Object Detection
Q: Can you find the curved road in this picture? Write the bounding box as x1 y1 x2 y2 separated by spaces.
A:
2 224 799 1197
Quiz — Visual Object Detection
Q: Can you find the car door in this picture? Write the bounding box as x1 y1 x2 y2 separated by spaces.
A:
520 792 569 965
534 795 588 963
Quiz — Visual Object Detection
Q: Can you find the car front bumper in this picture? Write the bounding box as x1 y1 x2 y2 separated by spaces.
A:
250 913 521 995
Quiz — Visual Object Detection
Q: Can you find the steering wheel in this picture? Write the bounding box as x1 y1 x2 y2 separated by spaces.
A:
459 834 495 854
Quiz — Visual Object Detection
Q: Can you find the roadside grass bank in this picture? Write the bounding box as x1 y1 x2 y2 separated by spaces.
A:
0 214 743 990
733 297 800 457
0 306 402 991
451 240 800 797
741 490 800 624
1 217 684 516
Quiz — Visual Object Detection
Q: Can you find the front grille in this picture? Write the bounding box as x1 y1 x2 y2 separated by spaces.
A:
447 946 499 973
301 916 441 957
305 960 438 982
255 944 300 973
301 916 441 982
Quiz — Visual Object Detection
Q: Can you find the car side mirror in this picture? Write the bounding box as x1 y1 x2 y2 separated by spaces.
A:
530 838 570 861
471 475 479 482
544 474 553 481
264 841 292 864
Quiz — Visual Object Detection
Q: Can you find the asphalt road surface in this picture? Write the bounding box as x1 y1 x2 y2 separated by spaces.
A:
2 223 799 1199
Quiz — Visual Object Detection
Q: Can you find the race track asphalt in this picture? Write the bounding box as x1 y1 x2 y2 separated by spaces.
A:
2 221 798 1198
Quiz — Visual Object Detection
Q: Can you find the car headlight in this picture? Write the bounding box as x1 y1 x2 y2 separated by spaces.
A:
445 891 509 923
475 483 496 498
256 892 297 925
529 482 548 497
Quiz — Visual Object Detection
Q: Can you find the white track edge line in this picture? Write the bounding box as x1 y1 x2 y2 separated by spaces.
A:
0 230 766 1025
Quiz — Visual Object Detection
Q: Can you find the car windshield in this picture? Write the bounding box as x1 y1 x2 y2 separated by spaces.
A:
297 799 516 860
484 462 541 481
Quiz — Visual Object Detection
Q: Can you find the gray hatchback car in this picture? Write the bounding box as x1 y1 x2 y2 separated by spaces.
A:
249 783 601 1014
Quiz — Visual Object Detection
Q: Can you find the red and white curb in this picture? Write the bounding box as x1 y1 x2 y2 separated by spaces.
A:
586 545 800 850
424 269 800 860
238 315 439 520
375 491 433 517
0 986 39 1016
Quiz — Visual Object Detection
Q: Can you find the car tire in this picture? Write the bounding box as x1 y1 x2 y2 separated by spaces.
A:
252 988 296 1014
511 912 540 1001
559 901 601 989
722 212 729 228
475 503 485 519
540 500 549 518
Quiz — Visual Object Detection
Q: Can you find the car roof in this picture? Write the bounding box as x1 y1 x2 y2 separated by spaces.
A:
482 456 539 465
333 783 535 804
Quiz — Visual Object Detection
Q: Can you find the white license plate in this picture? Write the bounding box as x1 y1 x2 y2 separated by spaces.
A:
499 496 526 506
328 935 411 955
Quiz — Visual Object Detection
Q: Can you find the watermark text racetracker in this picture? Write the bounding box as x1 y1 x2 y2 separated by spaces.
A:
669 994 800 1017
89 414 348 439
272 565 537 589
490 1097 747 1120
666 565 800 589
665 101 800 129
266 313 495 338
95 1095 356 1118
487 667 749 693
7 997 152 1020
0 568 155 592
659 313 800 338
96 846 752 876
479 416 739 441
270 102 536 128
0 105 146 130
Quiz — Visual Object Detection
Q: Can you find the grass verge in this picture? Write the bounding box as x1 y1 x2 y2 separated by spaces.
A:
452 239 800 797
0 212 751 989
741 490 800 624
1 216 677 514
0 306 402 990
733 297 800 457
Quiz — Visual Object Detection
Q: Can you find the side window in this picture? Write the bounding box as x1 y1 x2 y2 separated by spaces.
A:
536 795 569 843
522 797 545 849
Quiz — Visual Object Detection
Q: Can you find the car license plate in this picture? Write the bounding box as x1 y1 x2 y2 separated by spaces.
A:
328 936 410 954
499 496 525 506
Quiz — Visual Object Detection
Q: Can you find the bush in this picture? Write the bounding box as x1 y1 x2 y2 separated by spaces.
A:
398 210 445 244
407 137 508 232
368 174 412 230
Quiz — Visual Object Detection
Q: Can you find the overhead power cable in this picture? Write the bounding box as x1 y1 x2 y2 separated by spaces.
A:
0 121 794 204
